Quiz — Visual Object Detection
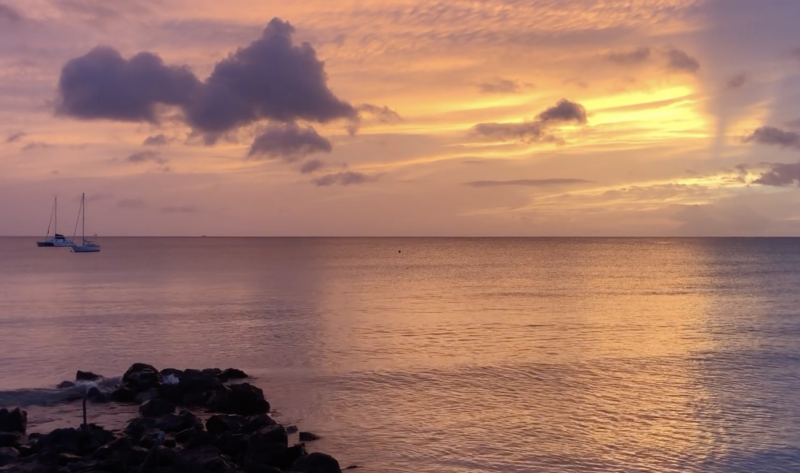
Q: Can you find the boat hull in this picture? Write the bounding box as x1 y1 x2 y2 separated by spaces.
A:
37 239 74 247
71 244 100 253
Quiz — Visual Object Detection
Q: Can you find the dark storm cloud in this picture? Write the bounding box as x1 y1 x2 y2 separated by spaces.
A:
185 18 356 136
57 18 355 141
478 78 522 94
472 99 587 143
465 178 592 188
0 3 22 23
312 171 369 186
537 99 587 124
752 162 800 187
725 73 747 90
117 199 145 209
743 126 800 150
126 150 167 164
666 49 700 73
57 47 200 122
248 123 332 161
6 131 25 143
161 205 198 214
143 134 169 146
606 47 651 65
300 159 325 174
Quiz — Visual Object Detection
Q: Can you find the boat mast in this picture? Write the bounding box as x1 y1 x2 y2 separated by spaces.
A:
82 193 85 243
54 197 57 235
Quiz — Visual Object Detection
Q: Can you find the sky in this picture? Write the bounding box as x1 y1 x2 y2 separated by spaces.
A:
2 0 800 236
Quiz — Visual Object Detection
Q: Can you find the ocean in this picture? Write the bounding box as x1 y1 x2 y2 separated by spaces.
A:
1 237 800 472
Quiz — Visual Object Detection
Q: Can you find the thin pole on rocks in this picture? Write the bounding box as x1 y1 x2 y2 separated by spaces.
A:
82 394 88 428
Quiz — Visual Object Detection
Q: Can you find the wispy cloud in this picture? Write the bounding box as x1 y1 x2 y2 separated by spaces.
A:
127 150 168 164
465 178 592 187
312 171 371 186
606 47 651 65
0 3 22 23
117 199 145 209
666 49 700 73
5 131 26 143
160 205 198 214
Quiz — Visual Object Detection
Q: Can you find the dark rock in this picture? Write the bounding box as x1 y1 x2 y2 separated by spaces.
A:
16 444 35 457
292 452 343 473
219 368 248 381
175 444 234 473
285 425 298 434
299 431 321 441
159 368 184 381
56 381 75 389
182 390 209 407
206 414 246 436
0 447 18 467
174 426 201 444
344 466 360 470
56 452 82 465
139 399 176 417
75 371 102 382
163 437 176 448
109 384 137 403
124 417 157 441
158 382 184 404
122 363 160 392
214 432 249 462
202 368 223 378
0 408 28 434
156 410 200 433
134 387 161 403
252 425 287 447
207 383 270 416
185 429 215 450
242 414 277 434
245 465 282 473
91 437 148 471
0 432 22 448
36 425 115 457
279 443 308 470
180 369 224 394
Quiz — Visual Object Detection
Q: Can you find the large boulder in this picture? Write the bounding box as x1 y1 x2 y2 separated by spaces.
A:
156 410 201 433
0 408 27 434
0 447 18 467
243 425 295 471
35 425 115 457
206 383 270 416
179 369 224 394
139 399 176 418
241 414 277 434
206 414 245 436
0 432 22 448
292 452 343 473
110 385 138 403
122 363 160 392
219 368 248 382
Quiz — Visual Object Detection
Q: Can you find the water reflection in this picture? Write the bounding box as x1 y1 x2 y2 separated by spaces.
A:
2 238 800 472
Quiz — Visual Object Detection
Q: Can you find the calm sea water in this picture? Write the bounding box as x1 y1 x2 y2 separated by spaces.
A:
2 237 800 472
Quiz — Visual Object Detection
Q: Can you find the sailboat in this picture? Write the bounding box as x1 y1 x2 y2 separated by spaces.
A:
71 193 101 253
36 197 75 247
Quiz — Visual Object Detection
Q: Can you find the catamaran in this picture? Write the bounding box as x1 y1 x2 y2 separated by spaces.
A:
36 197 75 247
71 193 101 253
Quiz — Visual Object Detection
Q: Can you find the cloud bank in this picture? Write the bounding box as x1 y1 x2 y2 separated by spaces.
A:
472 99 587 143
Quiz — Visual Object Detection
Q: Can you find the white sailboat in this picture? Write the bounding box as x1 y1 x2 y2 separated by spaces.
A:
36 197 75 247
71 193 101 253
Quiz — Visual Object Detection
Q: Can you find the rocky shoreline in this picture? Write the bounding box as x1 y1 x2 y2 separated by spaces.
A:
0 363 351 473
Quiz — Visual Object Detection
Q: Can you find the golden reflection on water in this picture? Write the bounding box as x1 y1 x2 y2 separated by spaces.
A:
1 237 799 472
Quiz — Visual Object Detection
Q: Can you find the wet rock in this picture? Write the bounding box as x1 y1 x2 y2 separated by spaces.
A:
86 387 109 404
134 387 161 403
299 431 321 441
56 381 75 390
180 369 224 395
292 452 343 473
285 425 298 434
160 368 184 381
219 368 248 381
156 410 200 433
75 371 102 382
344 465 360 470
252 425 287 447
202 368 223 378
175 444 235 473
0 447 19 467
206 414 246 436
36 425 115 457
122 363 160 392
242 414 277 434
56 452 82 465
214 432 249 462
158 382 185 404
109 385 137 403
163 437 176 448
206 383 270 416
174 426 201 444
0 432 22 448
124 417 157 441
0 408 27 434
139 399 176 417
184 429 215 450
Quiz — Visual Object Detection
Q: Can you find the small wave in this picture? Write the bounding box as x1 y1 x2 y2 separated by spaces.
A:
0 376 121 408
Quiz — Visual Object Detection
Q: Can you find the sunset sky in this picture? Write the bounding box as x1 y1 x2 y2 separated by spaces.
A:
2 0 800 236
